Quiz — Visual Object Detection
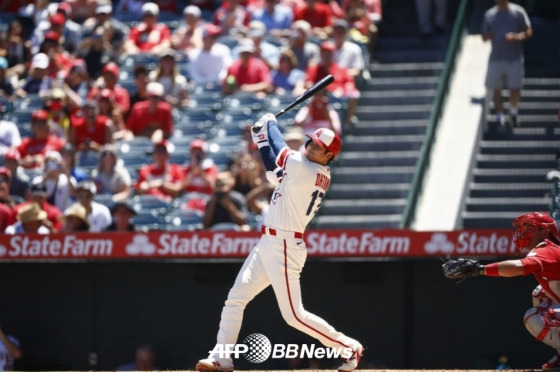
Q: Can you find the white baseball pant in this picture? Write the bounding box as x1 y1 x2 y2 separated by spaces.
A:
213 232 360 358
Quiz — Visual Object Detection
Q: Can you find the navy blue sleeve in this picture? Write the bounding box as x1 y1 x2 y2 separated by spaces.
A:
257 120 288 173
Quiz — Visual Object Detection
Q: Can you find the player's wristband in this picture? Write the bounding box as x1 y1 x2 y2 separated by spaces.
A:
485 263 499 276
256 140 269 149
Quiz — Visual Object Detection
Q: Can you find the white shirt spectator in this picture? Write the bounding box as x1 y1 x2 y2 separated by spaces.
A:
5 222 50 234
334 40 365 72
87 201 112 232
0 120 22 156
188 43 233 84
33 173 76 212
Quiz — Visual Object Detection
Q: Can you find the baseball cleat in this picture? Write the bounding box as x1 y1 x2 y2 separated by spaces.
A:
337 344 363 372
195 358 234 372
543 353 560 370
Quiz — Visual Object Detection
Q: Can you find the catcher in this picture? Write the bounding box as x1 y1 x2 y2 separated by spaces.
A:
443 212 560 370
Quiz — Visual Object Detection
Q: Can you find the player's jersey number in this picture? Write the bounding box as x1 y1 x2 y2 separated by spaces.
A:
306 190 325 216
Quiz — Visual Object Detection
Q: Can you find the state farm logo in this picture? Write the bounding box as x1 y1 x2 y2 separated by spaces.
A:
424 233 454 254
0 244 6 257
126 235 156 255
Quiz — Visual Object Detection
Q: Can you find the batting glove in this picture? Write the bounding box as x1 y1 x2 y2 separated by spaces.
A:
251 113 275 148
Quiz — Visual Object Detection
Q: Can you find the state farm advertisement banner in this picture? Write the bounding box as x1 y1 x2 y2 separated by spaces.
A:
0 229 519 261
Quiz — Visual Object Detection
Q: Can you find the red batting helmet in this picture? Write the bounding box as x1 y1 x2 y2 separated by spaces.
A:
513 212 560 250
306 128 342 159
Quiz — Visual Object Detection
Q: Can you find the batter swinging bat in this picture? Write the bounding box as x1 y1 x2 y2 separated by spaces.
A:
252 74 335 133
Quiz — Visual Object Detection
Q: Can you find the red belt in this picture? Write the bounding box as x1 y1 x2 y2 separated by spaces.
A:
261 225 303 239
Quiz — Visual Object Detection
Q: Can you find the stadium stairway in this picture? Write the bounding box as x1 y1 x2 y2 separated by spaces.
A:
314 0 456 229
461 17 560 229
461 78 560 228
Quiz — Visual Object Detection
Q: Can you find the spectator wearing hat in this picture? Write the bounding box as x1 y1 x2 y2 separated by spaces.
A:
59 143 89 184
250 0 294 39
148 49 189 108
135 140 185 201
293 0 335 40
17 109 66 169
0 57 15 101
233 20 280 71
81 3 130 52
36 29 74 79
69 99 114 153
91 145 132 202
75 180 111 232
5 202 51 234
13 182 62 232
44 88 71 139
126 82 173 142
31 150 76 212
271 48 306 96
105 200 137 232
88 62 131 116
223 38 272 95
288 20 320 71
15 53 53 98
122 2 172 55
0 167 16 230
172 5 204 53
60 202 90 232
0 119 22 156
305 40 359 130
187 24 233 85
332 19 367 81
3 149 30 200
202 171 249 230
283 125 305 150
182 139 219 196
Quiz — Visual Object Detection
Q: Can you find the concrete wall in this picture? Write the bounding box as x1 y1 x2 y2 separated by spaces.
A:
0 260 549 370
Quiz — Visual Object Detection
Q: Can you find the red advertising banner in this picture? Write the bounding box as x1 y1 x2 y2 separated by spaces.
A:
0 228 519 261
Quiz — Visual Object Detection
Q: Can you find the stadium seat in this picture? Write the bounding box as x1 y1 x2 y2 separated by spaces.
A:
165 209 204 231
132 194 171 215
131 210 166 231
222 92 265 112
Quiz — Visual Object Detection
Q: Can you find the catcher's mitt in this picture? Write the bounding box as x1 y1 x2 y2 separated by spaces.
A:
442 258 485 280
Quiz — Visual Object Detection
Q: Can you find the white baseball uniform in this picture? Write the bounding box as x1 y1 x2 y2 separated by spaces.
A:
212 145 360 359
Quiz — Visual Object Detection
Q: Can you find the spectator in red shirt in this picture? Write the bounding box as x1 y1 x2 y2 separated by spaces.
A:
126 82 174 142
223 38 272 95
305 41 360 130
69 99 114 153
122 2 172 55
134 140 184 201
293 0 334 40
88 62 131 117
17 109 66 169
182 139 219 196
12 181 62 232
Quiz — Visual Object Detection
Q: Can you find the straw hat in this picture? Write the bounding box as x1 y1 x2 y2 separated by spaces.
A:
62 203 90 228
17 203 47 223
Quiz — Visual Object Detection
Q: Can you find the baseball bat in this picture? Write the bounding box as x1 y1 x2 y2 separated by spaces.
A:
252 74 335 133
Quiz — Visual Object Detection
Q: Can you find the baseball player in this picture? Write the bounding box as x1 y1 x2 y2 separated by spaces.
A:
196 113 363 372
443 212 560 370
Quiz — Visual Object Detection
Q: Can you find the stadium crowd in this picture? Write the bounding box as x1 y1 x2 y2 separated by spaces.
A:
0 0 378 233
